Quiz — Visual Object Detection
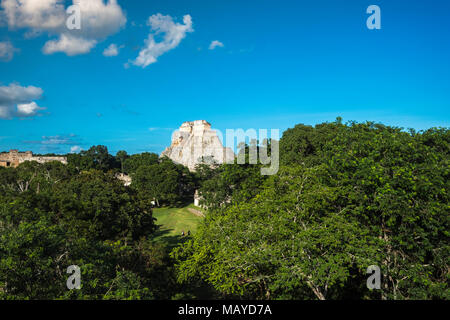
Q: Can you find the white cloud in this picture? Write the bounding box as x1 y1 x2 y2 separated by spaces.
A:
1 0 66 31
209 40 224 50
17 101 44 116
132 13 193 68
0 0 127 56
70 145 82 153
0 83 44 119
0 83 42 103
43 33 97 55
0 40 18 61
103 43 121 57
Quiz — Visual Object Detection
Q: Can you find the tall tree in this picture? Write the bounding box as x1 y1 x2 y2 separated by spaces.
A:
116 150 128 173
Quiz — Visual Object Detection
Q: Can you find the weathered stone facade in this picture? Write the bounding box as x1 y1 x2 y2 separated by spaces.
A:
161 120 235 171
0 150 67 168
194 189 202 207
116 173 132 186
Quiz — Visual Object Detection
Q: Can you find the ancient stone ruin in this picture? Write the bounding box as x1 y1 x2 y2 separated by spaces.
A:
116 173 132 186
161 120 235 171
0 150 67 168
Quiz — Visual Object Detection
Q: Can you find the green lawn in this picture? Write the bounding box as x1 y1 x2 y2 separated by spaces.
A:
152 204 204 247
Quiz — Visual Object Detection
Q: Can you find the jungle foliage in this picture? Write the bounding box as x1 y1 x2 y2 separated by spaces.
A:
173 120 449 300
0 120 448 300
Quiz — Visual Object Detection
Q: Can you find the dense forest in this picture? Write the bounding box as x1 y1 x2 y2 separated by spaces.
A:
0 119 448 300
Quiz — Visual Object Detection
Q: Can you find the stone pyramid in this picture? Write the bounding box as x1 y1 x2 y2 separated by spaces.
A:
161 120 235 171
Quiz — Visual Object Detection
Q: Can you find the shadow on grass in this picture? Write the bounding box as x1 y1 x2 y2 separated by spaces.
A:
152 227 191 248
155 197 196 209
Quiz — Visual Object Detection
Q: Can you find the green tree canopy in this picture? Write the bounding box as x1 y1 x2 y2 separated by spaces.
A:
174 121 449 300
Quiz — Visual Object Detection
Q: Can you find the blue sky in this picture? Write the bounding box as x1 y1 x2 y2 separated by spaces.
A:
0 0 449 155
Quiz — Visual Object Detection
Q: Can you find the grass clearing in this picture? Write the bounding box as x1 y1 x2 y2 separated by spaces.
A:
152 204 204 247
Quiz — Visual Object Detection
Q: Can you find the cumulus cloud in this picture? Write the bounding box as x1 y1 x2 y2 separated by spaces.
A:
103 43 122 57
132 13 193 68
0 0 127 56
0 0 66 31
17 101 44 116
70 145 82 153
209 40 224 50
43 33 97 55
0 83 42 104
0 40 18 61
0 83 45 119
